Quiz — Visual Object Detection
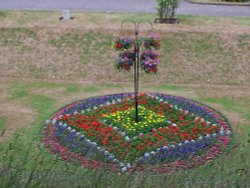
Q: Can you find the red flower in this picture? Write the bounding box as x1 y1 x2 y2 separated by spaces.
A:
115 43 122 48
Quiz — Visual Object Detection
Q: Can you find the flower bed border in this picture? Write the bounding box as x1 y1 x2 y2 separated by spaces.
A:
43 93 233 174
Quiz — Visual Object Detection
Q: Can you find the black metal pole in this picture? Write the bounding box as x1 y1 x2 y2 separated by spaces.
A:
134 24 139 123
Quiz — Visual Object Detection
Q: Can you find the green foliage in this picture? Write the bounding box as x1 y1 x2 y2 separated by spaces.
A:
156 0 179 19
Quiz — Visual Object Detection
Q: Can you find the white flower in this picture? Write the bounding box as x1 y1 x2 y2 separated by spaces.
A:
172 123 177 127
226 130 231 135
206 134 210 138
92 142 97 146
73 111 78 115
199 136 203 140
45 120 50 124
58 122 63 126
212 133 217 137
125 136 130 142
127 163 131 168
112 100 116 104
184 140 190 144
164 101 168 104
120 132 126 136
99 104 103 107
117 99 122 103
170 145 175 148
75 132 80 137
159 98 163 102
106 102 111 106
93 106 97 110
113 127 119 131
207 121 211 125
163 146 169 150
81 110 85 114
191 140 195 143
71 129 76 133
87 109 90 112
104 151 110 155
119 163 125 167
185 111 189 114
76 131 80 136
67 127 72 131
97 147 101 150
113 159 118 163
52 118 57 124
219 127 224 135
121 167 127 172
178 143 183 146
59 115 63 118
155 97 159 100
144 153 150 157
150 151 156 155
195 117 200 120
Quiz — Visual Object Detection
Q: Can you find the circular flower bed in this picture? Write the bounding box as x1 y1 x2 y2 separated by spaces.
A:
43 93 232 173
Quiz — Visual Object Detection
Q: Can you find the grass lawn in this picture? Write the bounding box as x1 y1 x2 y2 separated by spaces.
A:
0 11 250 187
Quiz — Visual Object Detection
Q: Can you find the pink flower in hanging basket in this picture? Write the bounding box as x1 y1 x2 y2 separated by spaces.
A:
117 52 135 71
144 33 160 49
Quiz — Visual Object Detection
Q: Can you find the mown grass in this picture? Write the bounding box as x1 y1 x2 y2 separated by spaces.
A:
0 28 36 47
0 117 6 131
150 84 188 91
200 97 250 121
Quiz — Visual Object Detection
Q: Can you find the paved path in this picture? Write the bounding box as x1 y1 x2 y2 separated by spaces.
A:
0 0 250 17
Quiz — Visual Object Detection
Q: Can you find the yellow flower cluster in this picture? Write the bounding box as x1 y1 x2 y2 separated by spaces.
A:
107 106 165 132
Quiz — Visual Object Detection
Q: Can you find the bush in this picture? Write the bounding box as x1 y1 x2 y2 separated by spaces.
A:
156 0 179 19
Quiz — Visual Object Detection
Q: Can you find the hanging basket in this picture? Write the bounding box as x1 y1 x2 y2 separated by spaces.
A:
113 20 160 74
143 33 160 49
117 51 135 71
112 36 134 50
140 49 159 73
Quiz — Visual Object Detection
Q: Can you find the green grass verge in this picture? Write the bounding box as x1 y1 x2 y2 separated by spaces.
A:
200 97 250 121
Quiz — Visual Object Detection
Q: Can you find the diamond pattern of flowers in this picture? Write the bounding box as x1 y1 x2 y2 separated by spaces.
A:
44 93 232 173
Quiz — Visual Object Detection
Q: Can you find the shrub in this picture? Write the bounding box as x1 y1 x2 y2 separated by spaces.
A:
156 0 179 19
